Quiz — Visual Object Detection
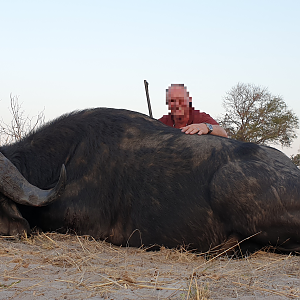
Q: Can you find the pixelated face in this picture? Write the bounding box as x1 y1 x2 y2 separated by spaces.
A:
166 86 190 116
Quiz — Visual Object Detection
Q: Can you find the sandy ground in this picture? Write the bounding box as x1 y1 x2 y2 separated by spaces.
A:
0 233 299 300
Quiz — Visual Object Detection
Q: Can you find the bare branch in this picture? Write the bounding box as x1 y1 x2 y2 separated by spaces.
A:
0 95 45 146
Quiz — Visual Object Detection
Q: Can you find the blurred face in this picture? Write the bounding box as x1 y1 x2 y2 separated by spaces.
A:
166 86 190 116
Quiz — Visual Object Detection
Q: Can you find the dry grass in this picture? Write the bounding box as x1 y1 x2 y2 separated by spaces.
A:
0 232 299 299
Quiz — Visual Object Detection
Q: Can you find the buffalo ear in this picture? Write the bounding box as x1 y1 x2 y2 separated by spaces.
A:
0 195 30 236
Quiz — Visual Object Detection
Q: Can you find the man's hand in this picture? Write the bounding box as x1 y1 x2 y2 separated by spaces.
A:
180 123 209 135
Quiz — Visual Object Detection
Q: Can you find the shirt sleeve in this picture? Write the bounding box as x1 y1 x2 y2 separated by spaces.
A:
158 114 173 127
197 112 219 125
158 116 167 124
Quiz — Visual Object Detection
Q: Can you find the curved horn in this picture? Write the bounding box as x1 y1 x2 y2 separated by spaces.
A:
0 152 66 207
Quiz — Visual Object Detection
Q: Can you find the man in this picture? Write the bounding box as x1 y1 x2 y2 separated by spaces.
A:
159 84 228 137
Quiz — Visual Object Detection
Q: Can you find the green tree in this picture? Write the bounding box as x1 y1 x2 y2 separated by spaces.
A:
291 153 300 167
220 83 299 147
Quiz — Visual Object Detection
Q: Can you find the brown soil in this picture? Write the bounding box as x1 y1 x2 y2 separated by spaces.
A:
0 232 299 299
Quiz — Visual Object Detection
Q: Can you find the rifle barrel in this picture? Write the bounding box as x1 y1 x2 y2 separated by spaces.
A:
144 80 153 118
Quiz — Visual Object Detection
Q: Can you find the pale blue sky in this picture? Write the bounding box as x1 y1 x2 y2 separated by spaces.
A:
1 1 299 155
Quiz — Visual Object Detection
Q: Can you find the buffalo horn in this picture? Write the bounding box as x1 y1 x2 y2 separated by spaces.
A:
0 152 66 206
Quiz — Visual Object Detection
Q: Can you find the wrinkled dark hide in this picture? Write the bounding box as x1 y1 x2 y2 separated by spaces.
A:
0 108 300 253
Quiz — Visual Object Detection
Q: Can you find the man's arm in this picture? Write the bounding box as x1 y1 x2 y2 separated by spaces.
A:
181 123 228 138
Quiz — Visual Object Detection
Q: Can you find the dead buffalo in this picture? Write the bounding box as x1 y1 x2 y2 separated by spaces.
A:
1 108 300 253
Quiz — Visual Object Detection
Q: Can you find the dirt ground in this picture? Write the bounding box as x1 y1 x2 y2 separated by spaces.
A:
0 233 299 300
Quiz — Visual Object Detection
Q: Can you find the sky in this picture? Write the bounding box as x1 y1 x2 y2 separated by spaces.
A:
0 0 299 156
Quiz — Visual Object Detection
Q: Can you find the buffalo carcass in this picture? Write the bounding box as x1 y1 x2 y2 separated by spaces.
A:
1 108 300 253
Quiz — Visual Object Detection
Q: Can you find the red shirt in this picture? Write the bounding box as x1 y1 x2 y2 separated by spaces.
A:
158 108 219 127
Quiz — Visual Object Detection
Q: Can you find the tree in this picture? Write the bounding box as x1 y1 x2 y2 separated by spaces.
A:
0 95 45 145
291 153 300 167
219 83 299 147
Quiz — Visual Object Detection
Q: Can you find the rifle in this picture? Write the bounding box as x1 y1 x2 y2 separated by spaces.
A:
144 80 153 118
